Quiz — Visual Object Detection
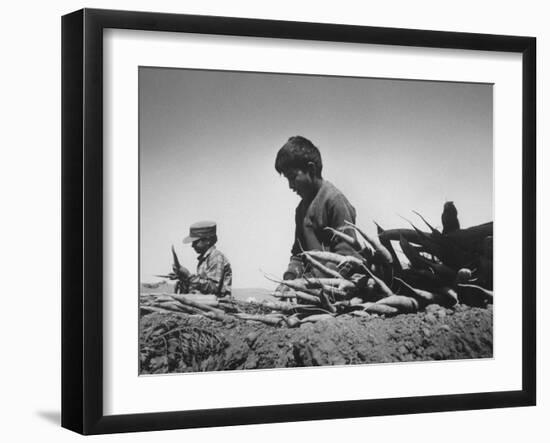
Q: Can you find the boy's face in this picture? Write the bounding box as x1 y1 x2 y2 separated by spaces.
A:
283 168 314 199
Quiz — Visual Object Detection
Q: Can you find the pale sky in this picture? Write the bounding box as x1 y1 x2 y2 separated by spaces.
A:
139 67 493 289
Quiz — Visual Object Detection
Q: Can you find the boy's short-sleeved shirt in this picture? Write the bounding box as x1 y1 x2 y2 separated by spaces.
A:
189 246 232 297
286 180 358 278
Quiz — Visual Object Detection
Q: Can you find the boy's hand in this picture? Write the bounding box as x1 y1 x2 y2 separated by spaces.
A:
274 271 298 298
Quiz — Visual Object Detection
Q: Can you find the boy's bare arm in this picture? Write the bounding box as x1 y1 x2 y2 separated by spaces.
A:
328 197 358 256
284 210 304 280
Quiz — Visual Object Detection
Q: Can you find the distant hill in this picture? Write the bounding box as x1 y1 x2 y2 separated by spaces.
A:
140 281 275 302
141 280 175 294
231 287 275 302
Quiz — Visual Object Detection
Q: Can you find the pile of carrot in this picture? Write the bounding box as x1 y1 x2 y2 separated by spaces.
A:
260 209 493 324
142 205 493 327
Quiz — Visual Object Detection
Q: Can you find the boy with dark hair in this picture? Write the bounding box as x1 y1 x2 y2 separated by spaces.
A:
173 221 233 298
275 136 358 280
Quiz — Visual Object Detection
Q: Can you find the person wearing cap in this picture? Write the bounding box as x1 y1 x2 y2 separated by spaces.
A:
173 221 233 298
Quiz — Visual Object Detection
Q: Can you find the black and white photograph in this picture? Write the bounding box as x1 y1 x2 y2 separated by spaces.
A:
138 67 494 374
0 0 538 440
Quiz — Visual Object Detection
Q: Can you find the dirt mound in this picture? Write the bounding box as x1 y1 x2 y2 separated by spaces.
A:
139 303 492 374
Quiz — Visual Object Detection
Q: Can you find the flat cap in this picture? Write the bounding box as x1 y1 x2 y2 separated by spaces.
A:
183 221 217 244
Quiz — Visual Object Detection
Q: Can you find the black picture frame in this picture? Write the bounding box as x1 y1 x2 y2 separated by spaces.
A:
61 8 536 435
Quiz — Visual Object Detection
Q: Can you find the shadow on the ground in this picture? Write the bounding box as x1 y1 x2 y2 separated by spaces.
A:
36 410 60 426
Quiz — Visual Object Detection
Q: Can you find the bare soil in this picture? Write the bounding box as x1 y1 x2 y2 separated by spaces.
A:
139 303 493 374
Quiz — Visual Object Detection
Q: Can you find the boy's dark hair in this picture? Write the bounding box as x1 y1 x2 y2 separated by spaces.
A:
274 136 323 178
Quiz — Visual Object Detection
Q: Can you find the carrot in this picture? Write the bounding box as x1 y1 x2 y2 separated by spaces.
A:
393 277 437 306
361 265 394 298
285 315 301 328
302 252 343 279
171 245 182 270
204 310 235 322
408 216 475 270
445 222 493 249
169 294 225 315
344 220 393 264
351 310 371 318
165 296 235 322
167 293 219 306
412 210 442 237
457 283 493 298
295 306 336 315
301 250 364 267
366 278 376 292
377 228 424 243
363 303 399 316
334 297 363 308
456 268 473 283
303 275 351 298
336 279 358 292
399 234 432 270
140 305 192 317
427 262 457 282
294 291 322 304
234 313 283 326
430 287 459 308
140 293 175 302
258 300 295 311
300 314 335 323
399 236 457 282
374 221 385 235
323 284 350 300
318 289 337 313
263 273 321 296
300 277 355 290
375 295 418 313
373 222 403 271
157 301 189 312
397 215 442 258
300 250 342 263
324 227 362 249
153 273 178 280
